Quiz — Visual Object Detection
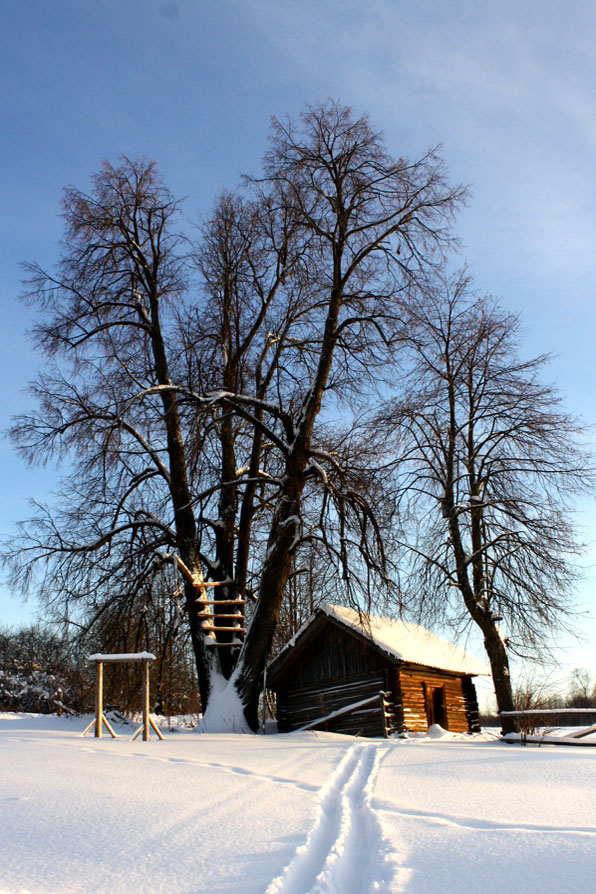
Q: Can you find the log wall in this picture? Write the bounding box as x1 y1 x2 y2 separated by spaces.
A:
462 675 481 732
396 666 473 733
275 671 402 737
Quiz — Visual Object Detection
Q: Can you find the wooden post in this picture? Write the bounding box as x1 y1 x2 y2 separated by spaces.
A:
143 659 150 742
149 715 165 740
95 661 103 738
379 691 389 738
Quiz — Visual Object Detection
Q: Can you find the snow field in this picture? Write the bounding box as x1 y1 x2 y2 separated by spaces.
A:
373 737 596 893
1 714 595 893
0 715 345 894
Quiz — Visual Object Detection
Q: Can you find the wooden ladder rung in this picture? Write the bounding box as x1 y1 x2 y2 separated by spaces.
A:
197 613 244 620
201 625 245 633
196 599 247 606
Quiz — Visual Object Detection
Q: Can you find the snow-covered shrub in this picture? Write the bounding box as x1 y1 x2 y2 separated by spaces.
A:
0 624 84 713
0 668 62 713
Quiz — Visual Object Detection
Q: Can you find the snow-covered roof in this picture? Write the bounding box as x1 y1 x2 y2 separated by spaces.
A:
274 604 490 676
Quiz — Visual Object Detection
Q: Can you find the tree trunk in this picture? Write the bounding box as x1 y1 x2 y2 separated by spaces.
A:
234 478 303 729
481 622 517 734
214 404 240 680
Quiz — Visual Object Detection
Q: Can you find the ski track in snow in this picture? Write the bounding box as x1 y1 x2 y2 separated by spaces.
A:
373 799 596 838
265 742 394 894
2 734 321 793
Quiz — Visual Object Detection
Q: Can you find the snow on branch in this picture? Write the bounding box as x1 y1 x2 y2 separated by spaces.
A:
88 652 156 662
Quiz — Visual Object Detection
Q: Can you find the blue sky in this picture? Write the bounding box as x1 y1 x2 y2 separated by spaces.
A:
1 0 596 689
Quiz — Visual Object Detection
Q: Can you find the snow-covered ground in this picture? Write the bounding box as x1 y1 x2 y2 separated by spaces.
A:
1 713 595 894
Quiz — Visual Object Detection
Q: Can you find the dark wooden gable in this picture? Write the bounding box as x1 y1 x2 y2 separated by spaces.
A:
268 612 388 691
268 611 397 737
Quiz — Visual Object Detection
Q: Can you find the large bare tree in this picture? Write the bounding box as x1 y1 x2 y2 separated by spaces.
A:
6 103 464 729
8 156 220 703
204 103 464 728
379 274 593 730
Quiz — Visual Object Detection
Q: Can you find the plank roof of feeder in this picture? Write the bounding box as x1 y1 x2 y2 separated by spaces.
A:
269 604 491 678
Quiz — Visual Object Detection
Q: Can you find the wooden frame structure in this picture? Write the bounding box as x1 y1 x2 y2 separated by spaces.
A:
79 565 247 741
501 708 596 746
82 652 164 742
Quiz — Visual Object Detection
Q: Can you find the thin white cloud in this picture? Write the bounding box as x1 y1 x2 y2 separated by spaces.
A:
247 0 596 289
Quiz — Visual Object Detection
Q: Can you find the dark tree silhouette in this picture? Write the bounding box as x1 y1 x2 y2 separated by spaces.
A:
5 103 464 729
378 274 593 731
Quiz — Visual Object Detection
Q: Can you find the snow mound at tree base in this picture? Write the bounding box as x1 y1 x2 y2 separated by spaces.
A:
196 673 252 734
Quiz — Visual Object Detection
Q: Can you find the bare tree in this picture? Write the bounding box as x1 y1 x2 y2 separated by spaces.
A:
186 187 307 679
5 157 243 712
379 273 593 731
567 668 596 708
5 103 464 730
211 102 464 728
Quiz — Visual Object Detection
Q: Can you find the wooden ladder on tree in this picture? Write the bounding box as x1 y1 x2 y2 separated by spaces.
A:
170 557 248 649
195 582 247 647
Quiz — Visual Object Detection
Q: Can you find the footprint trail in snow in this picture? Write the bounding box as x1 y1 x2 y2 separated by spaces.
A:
266 742 394 894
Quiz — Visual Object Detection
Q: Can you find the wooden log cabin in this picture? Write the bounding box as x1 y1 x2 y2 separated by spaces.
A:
266 605 490 737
